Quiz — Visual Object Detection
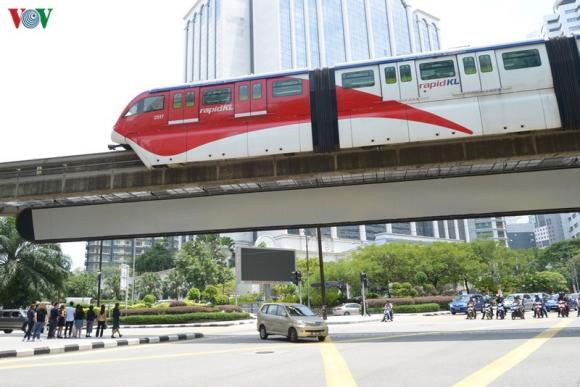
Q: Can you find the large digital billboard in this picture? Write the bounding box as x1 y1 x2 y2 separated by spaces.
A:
237 247 296 283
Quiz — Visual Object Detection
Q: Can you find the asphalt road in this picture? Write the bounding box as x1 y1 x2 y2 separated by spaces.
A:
0 313 579 387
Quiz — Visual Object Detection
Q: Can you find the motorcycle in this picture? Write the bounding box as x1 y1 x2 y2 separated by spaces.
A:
511 304 525 320
558 300 569 317
466 304 476 320
382 308 393 322
482 302 493 320
496 303 506 320
533 302 544 318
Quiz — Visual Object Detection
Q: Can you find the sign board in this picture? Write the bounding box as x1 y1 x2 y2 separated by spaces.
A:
120 264 129 291
236 247 295 284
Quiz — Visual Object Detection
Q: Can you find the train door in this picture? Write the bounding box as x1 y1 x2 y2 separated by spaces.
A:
457 54 482 93
377 63 410 145
190 84 247 161
476 51 501 91
182 88 199 162
397 61 419 101
250 80 267 116
234 81 250 118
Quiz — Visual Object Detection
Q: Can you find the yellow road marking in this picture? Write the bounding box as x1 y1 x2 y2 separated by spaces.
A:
320 337 357 387
453 319 572 387
0 343 299 370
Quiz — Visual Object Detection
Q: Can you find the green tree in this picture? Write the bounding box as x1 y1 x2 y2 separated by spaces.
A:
520 271 568 293
104 268 122 300
202 285 219 303
0 217 70 307
162 269 188 299
135 242 174 274
65 269 97 298
135 272 162 298
187 287 201 302
174 235 234 290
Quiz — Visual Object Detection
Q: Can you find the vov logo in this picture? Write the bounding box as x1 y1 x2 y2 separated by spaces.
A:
9 8 53 29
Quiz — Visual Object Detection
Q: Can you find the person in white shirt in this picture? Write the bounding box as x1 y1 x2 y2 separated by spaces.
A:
64 302 75 338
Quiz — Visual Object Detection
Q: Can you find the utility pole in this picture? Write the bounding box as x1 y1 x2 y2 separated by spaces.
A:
317 227 327 320
305 230 310 308
96 240 103 306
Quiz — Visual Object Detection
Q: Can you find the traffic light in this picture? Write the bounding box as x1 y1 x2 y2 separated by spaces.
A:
360 272 368 287
292 271 302 285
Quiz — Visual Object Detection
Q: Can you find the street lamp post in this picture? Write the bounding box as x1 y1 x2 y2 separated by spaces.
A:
96 240 103 306
316 227 327 320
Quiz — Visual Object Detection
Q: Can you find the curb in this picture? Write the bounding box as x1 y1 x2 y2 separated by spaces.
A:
0 332 204 360
120 319 255 329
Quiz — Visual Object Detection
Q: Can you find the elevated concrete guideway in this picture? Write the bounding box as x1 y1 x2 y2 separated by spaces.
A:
2 128 580 217
2 128 580 242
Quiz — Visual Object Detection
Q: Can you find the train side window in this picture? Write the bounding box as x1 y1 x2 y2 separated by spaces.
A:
143 96 165 113
384 67 397 84
239 85 248 101
272 79 303 97
341 70 375 88
478 55 493 73
462 57 477 75
173 93 182 109
502 49 541 70
203 87 232 105
419 60 456 80
252 84 262 99
399 65 412 82
186 92 195 107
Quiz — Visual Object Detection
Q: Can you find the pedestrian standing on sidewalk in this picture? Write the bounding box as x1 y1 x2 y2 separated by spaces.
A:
73 304 85 338
111 303 122 338
57 304 65 338
32 303 48 341
47 301 59 339
96 305 107 338
22 304 36 342
65 301 75 338
85 305 96 337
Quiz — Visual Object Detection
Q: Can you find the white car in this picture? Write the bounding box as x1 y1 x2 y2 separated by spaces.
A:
332 303 361 316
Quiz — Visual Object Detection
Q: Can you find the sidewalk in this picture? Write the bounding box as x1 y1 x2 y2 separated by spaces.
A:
0 329 203 360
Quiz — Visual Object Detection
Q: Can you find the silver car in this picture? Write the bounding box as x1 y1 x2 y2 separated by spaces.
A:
257 303 328 342
0 309 26 334
332 303 361 316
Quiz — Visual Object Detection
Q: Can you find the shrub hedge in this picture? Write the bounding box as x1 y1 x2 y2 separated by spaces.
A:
368 303 440 314
124 304 242 316
121 312 249 325
367 296 452 309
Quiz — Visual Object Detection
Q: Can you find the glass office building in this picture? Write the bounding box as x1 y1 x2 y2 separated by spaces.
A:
184 0 441 81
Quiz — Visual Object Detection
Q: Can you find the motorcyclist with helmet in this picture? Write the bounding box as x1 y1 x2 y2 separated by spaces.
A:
557 292 569 317
495 293 505 319
466 296 477 319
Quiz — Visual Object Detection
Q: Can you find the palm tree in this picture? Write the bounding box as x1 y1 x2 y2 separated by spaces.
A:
0 217 70 307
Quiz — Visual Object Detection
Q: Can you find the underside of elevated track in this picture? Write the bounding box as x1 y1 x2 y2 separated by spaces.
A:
2 128 580 242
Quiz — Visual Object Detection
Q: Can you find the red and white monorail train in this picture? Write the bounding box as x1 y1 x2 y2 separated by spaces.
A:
111 35 580 168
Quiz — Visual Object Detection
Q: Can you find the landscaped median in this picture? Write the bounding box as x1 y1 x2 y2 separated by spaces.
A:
121 304 250 325
368 303 440 314
366 296 453 314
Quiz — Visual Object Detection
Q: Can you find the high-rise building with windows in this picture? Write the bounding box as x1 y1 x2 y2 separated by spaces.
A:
542 0 580 37
183 0 440 82
467 218 509 247
84 236 194 273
